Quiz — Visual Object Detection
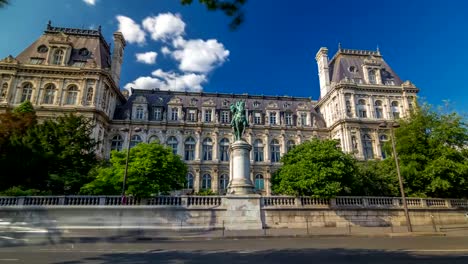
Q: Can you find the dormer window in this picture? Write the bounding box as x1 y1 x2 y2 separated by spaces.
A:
348 66 357 73
135 106 144 120
37 45 48 53
253 101 260 108
52 49 64 65
78 48 90 57
385 80 395 85
368 69 377 84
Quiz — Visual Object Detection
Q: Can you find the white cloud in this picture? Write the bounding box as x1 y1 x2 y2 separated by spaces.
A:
161 46 171 55
83 0 96 5
142 13 185 41
135 51 158 64
116 15 146 45
172 38 230 73
124 69 206 92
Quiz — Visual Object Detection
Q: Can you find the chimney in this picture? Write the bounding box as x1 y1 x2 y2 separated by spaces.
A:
111 32 126 85
315 47 330 98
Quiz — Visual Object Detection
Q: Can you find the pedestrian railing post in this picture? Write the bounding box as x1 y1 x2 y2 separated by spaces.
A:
306 217 309 235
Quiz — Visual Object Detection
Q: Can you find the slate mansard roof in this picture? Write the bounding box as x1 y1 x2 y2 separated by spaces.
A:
15 21 112 69
328 48 403 85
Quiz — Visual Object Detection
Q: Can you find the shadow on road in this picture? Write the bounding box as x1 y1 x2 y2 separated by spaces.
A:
51 248 468 264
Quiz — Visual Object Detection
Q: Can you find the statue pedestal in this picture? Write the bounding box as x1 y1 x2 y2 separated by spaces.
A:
227 140 255 195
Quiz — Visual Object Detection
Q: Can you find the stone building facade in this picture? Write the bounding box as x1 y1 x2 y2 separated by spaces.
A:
0 24 418 195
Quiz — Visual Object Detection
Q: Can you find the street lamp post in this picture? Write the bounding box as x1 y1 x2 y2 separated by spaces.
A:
120 126 141 205
379 121 413 232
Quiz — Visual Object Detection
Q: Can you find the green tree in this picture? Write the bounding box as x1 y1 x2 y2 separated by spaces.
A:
271 139 357 198
180 0 246 30
81 142 187 197
383 103 468 198
353 161 399 197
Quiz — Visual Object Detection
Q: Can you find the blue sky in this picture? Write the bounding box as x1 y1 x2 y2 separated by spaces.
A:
0 0 467 113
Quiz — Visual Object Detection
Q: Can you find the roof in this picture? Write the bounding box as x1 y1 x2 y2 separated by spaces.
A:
328 48 403 85
15 21 112 69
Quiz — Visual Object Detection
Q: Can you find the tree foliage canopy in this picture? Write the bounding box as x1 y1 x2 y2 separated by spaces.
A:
81 142 187 197
271 139 357 198
180 0 246 30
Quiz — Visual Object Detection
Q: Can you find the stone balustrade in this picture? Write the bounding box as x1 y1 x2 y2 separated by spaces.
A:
0 195 467 209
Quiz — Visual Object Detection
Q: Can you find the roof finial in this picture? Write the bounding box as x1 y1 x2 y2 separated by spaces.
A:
338 42 342 51
376 44 380 54
98 25 102 33
47 20 52 30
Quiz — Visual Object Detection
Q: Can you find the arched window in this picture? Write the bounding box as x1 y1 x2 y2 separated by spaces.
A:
52 49 64 65
148 136 159 143
379 134 388 159
135 106 144 120
219 174 229 191
368 69 376 84
111 135 123 151
85 87 93 105
253 139 264 162
167 136 178 155
21 82 33 103
201 174 212 190
357 99 367 118
65 85 78 105
130 135 142 148
219 138 230 161
0 83 7 101
255 174 264 190
184 137 196 160
391 101 400 119
202 138 213 161
362 134 374 160
42 83 55 104
270 139 281 162
186 173 194 189
374 100 383 118
286 140 295 152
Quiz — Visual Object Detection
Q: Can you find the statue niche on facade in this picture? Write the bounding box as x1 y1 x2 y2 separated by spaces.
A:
230 101 249 141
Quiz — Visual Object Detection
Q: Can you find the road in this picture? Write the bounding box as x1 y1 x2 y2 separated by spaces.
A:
0 236 468 263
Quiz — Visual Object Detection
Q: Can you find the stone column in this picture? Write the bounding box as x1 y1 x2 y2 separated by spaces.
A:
227 140 255 195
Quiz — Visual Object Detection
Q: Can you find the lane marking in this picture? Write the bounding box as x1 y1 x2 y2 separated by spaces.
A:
0 259 19 261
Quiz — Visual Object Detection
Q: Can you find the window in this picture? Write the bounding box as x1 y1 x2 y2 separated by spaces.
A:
368 69 376 84
153 107 162 120
270 139 280 162
167 136 178 155
130 135 142 148
285 112 293 125
287 140 295 152
202 138 213 161
42 83 55 104
201 174 212 190
21 82 33 103
362 134 374 160
135 107 144 120
0 83 7 101
385 80 395 85
85 87 93 105
253 101 260 108
255 174 264 190
186 173 194 189
111 135 123 151
219 174 229 191
101 86 108 110
52 49 64 65
254 112 262 125
253 139 264 162
37 45 48 53
269 112 277 125
379 135 388 159
374 100 383 118
148 136 159 143
204 109 212 122
221 111 230 123
30 58 44 65
187 109 196 122
391 101 400 119
184 137 196 161
357 99 367 118
300 113 307 126
65 85 78 105
171 107 178 121
219 138 230 161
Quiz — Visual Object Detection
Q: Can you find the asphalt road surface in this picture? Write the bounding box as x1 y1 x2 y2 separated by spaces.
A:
1 236 468 263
